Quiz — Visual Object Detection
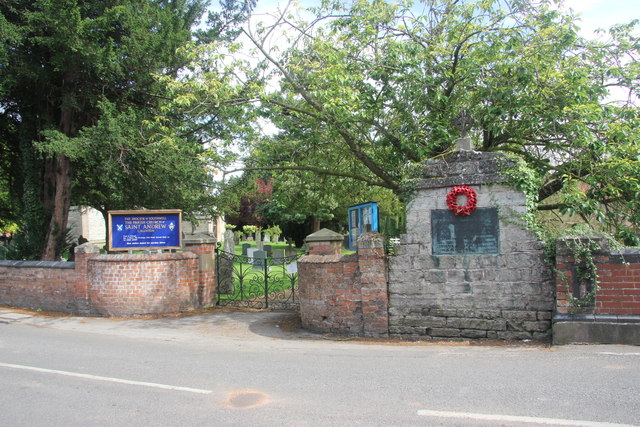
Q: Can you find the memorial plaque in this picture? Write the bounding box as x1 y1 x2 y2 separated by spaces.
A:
431 208 499 255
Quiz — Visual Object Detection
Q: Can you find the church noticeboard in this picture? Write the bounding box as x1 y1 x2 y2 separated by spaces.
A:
108 210 181 251
431 208 499 255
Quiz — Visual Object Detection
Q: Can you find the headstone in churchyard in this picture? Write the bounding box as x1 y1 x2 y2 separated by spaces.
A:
285 246 297 257
223 230 235 252
264 244 272 256
273 249 285 262
217 229 236 294
264 234 271 242
256 231 263 251
242 243 251 256
253 250 267 270
246 247 257 261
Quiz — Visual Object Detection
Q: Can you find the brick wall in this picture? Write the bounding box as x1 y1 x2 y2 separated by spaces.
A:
87 253 199 317
555 237 640 316
298 229 388 337
0 261 78 313
0 241 215 317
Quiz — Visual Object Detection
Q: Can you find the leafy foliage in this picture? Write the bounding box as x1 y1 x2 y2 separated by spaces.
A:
0 0 255 259
238 0 640 243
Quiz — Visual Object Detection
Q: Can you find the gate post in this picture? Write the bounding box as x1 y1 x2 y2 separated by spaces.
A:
358 232 389 337
183 233 216 307
298 228 389 337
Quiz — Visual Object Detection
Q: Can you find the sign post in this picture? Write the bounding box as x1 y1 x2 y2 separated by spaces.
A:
108 210 182 251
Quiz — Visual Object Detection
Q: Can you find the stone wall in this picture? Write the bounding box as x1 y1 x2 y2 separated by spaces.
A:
298 229 388 337
388 151 554 340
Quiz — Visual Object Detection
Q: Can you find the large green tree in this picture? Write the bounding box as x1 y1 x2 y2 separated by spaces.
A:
240 0 640 243
0 0 254 259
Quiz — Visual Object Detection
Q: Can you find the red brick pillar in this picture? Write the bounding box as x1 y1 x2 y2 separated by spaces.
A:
299 229 364 335
357 232 389 337
74 243 100 316
305 228 344 255
183 234 216 307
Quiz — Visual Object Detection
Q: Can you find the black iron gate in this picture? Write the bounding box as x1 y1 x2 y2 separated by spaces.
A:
215 244 302 309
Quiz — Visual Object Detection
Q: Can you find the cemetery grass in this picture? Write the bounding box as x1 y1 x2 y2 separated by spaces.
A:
231 241 294 256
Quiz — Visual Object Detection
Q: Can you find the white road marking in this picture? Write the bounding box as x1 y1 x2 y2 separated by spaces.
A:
598 352 640 357
0 362 212 394
416 409 638 426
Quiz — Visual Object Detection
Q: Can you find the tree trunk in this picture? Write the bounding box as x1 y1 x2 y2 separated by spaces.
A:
100 207 110 253
41 154 72 260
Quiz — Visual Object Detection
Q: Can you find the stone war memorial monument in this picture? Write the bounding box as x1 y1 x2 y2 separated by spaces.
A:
298 113 555 340
387 133 555 340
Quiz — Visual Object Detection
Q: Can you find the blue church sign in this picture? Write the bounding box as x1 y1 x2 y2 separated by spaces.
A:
348 202 379 250
108 210 182 251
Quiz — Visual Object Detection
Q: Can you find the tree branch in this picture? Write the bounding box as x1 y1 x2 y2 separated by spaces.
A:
223 165 394 189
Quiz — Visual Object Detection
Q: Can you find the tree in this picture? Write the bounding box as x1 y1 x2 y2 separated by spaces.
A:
242 0 640 243
0 0 255 259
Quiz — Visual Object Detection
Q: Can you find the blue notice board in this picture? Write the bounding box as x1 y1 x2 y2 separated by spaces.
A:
109 210 182 251
348 202 379 250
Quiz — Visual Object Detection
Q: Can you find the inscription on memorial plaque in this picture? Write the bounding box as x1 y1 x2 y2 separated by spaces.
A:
431 207 499 255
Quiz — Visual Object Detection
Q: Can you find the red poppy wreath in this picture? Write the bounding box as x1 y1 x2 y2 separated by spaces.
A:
446 185 477 216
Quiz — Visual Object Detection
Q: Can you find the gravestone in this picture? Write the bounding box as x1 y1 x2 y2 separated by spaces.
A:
223 230 234 252
252 250 267 270
246 247 257 261
264 234 271 242
241 243 251 256
272 249 285 262
285 247 297 257
217 229 236 294
263 244 272 256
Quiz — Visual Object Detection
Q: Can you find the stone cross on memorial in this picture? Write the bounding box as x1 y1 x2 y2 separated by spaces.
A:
453 110 474 151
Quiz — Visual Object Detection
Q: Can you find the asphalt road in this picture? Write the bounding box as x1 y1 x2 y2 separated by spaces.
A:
1 309 639 426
